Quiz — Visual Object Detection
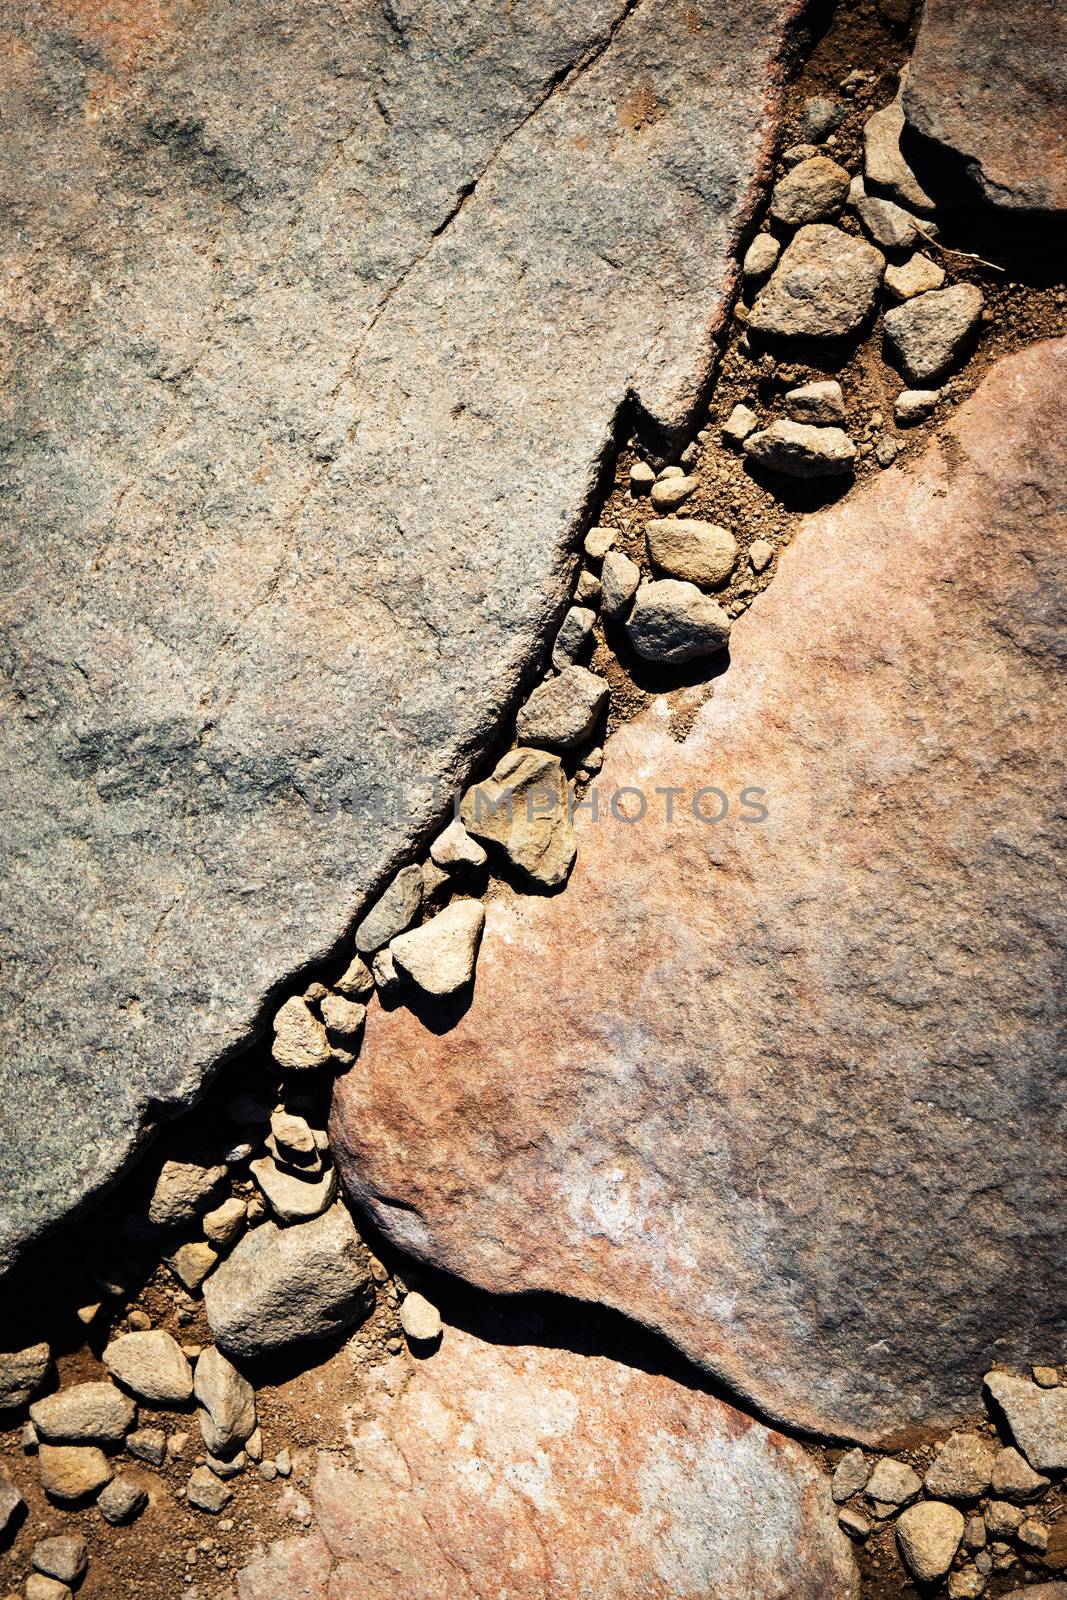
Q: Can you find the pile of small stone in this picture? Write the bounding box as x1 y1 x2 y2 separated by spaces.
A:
831 1365 1066 1595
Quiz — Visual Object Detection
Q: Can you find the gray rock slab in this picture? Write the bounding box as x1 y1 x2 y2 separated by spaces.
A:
0 0 806 1275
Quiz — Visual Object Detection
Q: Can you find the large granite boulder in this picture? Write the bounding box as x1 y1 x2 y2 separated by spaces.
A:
904 0 1067 215
333 340 1067 1443
0 0 807 1274
236 1320 858 1599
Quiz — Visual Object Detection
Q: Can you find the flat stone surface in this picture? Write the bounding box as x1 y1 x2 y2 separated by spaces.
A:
332 340 1067 1443
904 0 1067 215
235 1322 858 1600
0 0 805 1278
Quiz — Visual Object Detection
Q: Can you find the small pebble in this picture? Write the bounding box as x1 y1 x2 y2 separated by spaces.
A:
721 404 758 446
629 462 655 495
584 526 616 561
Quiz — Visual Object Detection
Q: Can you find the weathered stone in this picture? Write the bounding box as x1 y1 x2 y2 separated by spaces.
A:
0 1345 50 1411
784 379 846 425
399 1292 443 1346
319 994 366 1042
854 193 920 252
0 0 809 1281
742 233 781 283
148 1156 229 1229
270 997 332 1075
0 1474 24 1534
461 749 576 890
866 1457 921 1506
334 955 374 1002
584 526 616 561
722 402 760 445
1034 1366 1060 1387
864 99 936 214
991 1445 1051 1502
235 1324 857 1599
165 1239 218 1293
600 551 642 622
429 820 488 874
32 1535 87 1585
354 867 424 957
25 1578 70 1600
629 462 656 495
983 1499 1024 1538
1019 1517 1050 1553
38 1445 112 1504
924 1432 995 1501
650 473 698 513
838 1506 871 1541
895 387 940 426
745 420 856 478
904 0 1067 215
202 1198 247 1252
515 667 610 751
832 1447 869 1503
646 519 738 588
203 1203 373 1360
748 538 774 573
769 156 850 226
897 1501 965 1582
104 1331 194 1405
985 1372 1067 1471
884 284 984 384
625 580 731 664
30 1382 135 1445
195 1347 256 1457
750 225 884 341
802 96 846 144
947 1569 985 1600
1001 1588 1067 1600
126 1428 166 1468
552 605 597 669
187 1465 232 1515
390 901 486 997
885 252 946 302
97 1474 148 1525
250 1156 337 1225
332 341 1067 1442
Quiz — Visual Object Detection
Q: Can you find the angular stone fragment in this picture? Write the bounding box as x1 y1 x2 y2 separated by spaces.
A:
187 1465 232 1514
250 1157 337 1225
924 1432 995 1501
32 1535 87 1585
194 1347 256 1457
866 1457 921 1506
722 402 759 444
750 225 884 341
354 867 424 957
332 342 1067 1442
769 156 851 226
884 285 984 383
991 1445 1050 1502
854 193 920 252
126 1428 166 1468
319 994 366 1041
166 1240 218 1293
885 253 945 302
430 820 488 874
904 0 1067 215
390 901 486 998
864 100 936 214
626 580 731 664
584 526 616 561
38 1445 112 1504
104 1331 193 1406
552 605 597 669
0 1473 24 1534
235 1324 858 1599
271 998 332 1074
461 750 576 890
646 519 739 587
984 1498 1024 1537
832 1448 869 1503
515 667 610 750
896 1501 965 1582
30 1382 135 1445
985 1372 1067 1471
745 420 856 477
0 1345 50 1410
895 387 940 426
203 1198 248 1252
148 1156 229 1229
97 1474 148 1525
25 1577 70 1600
784 380 846 425
203 1204 373 1360
601 552 642 621
0 0 812 1283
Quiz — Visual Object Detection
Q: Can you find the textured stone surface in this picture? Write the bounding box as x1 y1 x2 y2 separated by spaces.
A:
333 341 1067 1443
985 1372 1067 1471
904 0 1067 215
0 0 805 1277
749 224 884 341
235 1323 858 1600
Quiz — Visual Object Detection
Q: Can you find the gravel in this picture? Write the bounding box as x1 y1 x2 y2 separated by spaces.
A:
991 1444 1050 1501
985 1370 1067 1471
745 420 856 477
883 283 984 383
461 748 576 889
30 1382 136 1445
784 379 845 425
626 580 731 665
515 666 610 750
895 387 940 425
831 1447 869 1503
646 518 738 587
749 224 885 341
600 551 641 621
769 155 850 226
924 1432 995 1501
187 1464 233 1514
854 193 920 252
32 1534 88 1584
98 1474 148 1525
650 473 698 513
399 1291 444 1346
722 403 759 445
884 251 945 301
0 1473 25 1535
551 605 596 669
103 1331 194 1405
249 1156 337 1225
430 819 488 873
148 1155 228 1229
863 98 936 214
270 995 333 1073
